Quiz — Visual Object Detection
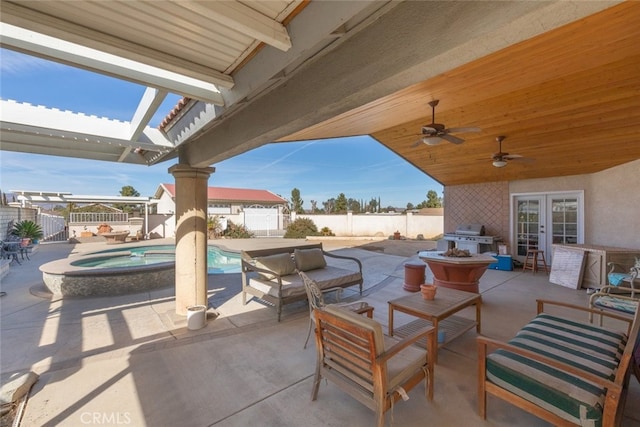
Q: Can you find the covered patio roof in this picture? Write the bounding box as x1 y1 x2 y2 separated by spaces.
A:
1 1 638 186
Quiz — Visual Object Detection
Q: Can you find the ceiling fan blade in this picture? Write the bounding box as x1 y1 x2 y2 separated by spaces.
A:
504 154 523 159
421 126 438 134
446 127 481 134
412 139 422 147
440 133 465 144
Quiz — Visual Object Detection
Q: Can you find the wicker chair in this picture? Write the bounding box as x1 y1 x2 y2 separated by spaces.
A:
312 305 435 427
298 270 373 349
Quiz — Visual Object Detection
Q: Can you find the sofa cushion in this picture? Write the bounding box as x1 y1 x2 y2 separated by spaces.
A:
294 248 327 271
254 253 296 280
248 266 361 299
486 313 628 426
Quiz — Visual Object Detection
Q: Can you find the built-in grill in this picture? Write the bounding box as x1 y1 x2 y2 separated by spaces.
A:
443 224 498 254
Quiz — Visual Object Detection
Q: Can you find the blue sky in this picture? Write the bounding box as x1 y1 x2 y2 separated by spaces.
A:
0 48 442 209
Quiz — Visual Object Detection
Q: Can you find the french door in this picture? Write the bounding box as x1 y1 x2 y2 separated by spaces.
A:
512 192 583 264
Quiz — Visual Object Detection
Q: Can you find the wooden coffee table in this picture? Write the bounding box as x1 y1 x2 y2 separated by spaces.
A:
388 287 482 363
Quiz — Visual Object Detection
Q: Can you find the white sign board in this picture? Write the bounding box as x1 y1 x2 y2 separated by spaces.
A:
550 246 586 289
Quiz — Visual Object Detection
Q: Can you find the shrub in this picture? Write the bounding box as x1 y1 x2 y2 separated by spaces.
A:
285 218 319 238
222 220 254 238
11 220 43 240
320 226 335 236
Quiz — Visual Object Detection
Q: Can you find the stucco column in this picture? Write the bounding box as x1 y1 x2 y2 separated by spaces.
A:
169 164 215 316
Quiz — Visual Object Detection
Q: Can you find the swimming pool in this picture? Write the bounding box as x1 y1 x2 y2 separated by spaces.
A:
40 244 242 297
79 244 242 274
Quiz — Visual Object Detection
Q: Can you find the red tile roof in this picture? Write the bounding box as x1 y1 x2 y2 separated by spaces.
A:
159 97 192 130
160 184 286 204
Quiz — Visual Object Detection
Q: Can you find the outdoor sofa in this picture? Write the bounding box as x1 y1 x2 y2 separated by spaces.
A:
240 243 363 321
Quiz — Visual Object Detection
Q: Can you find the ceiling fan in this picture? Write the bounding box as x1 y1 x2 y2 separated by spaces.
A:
491 135 523 167
413 99 481 146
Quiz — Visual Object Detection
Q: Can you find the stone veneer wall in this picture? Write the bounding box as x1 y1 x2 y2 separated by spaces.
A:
443 181 510 246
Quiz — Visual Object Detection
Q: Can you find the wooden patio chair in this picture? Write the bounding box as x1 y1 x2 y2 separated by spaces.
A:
298 270 373 349
312 305 435 427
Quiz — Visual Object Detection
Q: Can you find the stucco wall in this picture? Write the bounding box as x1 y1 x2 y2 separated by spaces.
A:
589 159 639 248
297 212 443 239
444 159 639 253
509 159 640 250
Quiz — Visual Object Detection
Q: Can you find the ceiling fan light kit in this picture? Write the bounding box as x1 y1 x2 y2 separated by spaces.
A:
422 136 441 146
490 135 526 168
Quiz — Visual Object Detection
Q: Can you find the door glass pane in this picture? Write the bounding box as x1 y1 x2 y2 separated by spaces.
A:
551 197 578 245
516 199 540 256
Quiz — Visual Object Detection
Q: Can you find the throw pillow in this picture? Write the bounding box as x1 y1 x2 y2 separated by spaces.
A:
255 253 296 280
295 248 327 271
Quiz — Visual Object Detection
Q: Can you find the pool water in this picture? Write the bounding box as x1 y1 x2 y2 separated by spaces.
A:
76 245 242 274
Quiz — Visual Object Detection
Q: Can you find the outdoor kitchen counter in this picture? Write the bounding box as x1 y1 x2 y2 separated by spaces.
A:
418 252 496 293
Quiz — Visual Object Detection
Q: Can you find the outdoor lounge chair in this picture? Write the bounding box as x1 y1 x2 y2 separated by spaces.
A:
312 305 435 427
298 270 373 349
589 262 640 325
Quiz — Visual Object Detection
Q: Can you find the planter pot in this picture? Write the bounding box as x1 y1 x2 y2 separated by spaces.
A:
187 305 207 330
420 284 437 300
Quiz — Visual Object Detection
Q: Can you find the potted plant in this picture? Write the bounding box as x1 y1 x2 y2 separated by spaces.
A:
11 220 44 245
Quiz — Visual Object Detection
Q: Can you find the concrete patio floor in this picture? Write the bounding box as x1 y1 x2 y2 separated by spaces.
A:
1 238 638 426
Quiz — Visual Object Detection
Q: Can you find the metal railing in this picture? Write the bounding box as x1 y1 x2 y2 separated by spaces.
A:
70 212 129 224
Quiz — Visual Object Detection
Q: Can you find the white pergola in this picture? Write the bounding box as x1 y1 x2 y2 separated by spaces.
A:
11 190 159 236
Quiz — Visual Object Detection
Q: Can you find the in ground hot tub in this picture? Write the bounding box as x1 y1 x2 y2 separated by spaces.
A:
39 244 241 297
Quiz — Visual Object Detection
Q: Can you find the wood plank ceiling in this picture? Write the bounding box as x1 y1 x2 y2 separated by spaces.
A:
279 2 640 186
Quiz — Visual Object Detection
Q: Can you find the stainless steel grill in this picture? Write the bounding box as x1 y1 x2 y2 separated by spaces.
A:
443 224 497 254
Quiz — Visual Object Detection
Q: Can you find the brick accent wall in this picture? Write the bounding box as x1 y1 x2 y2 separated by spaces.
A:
443 181 510 246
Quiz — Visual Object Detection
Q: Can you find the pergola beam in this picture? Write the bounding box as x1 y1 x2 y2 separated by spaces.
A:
129 87 168 142
179 2 292 52
0 23 225 105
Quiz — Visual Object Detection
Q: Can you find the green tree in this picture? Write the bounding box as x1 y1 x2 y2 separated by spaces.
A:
406 202 415 210
290 188 305 213
347 198 361 213
334 193 348 213
120 185 140 197
116 185 141 213
368 197 377 213
426 190 443 208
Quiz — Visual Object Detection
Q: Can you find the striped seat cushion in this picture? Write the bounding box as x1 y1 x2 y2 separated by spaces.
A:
486 314 628 427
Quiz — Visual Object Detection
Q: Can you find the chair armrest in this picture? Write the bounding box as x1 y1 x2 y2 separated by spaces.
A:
378 326 435 364
607 261 622 275
322 251 363 272
476 335 622 393
536 299 635 324
591 285 637 297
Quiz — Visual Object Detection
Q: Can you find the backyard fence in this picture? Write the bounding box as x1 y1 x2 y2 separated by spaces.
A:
38 212 67 242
